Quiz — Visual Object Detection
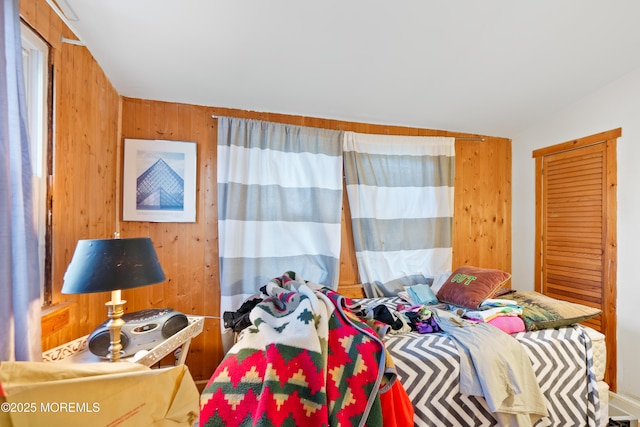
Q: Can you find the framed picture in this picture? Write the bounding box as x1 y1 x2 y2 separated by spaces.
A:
122 139 197 222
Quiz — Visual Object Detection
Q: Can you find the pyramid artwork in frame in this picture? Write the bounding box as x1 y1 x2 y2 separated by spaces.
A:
122 139 197 222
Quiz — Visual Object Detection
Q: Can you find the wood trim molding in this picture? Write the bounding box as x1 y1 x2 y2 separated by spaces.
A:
604 136 618 392
534 156 543 292
41 301 75 339
532 128 621 158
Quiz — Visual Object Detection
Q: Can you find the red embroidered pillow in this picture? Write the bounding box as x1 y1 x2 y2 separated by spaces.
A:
436 266 511 309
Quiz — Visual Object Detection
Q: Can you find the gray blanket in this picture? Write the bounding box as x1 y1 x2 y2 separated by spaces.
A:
433 308 549 427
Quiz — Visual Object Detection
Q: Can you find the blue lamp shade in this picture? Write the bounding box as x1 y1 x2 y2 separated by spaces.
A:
62 237 166 294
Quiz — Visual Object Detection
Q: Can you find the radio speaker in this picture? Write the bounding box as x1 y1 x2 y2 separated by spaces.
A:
88 308 188 358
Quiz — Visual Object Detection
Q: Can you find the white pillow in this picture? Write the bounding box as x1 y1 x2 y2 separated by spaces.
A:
430 270 452 294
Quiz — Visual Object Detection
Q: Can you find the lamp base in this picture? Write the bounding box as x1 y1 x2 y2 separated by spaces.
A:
105 299 126 362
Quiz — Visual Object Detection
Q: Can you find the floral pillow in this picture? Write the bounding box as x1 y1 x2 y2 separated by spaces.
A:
435 266 511 309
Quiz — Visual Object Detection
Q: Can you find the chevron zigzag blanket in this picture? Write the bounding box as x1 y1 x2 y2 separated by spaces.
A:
200 279 393 427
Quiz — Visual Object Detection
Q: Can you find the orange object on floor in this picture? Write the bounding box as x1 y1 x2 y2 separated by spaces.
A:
379 379 415 427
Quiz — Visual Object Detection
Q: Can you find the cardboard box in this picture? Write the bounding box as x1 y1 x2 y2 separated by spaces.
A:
0 361 199 426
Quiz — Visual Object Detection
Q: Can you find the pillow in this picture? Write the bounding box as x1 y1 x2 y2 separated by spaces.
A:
487 316 526 334
436 266 511 309
430 270 452 294
367 274 433 297
499 291 601 331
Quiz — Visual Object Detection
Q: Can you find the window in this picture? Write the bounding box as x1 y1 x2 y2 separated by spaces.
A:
21 21 51 305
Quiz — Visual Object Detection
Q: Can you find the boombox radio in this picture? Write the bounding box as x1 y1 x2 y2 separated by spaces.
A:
88 308 188 358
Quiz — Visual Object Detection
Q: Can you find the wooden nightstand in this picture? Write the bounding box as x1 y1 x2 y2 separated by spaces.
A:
42 315 204 367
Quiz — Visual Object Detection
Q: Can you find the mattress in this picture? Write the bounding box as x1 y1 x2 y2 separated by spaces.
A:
365 297 606 426
585 327 606 382
584 326 609 427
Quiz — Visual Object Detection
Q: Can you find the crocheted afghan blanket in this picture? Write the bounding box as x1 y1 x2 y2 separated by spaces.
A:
200 277 391 427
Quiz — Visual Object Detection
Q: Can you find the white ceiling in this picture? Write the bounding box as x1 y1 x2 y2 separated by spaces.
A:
57 0 640 138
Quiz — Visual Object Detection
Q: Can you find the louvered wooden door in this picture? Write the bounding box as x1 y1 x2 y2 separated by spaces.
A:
542 143 605 328
533 128 619 391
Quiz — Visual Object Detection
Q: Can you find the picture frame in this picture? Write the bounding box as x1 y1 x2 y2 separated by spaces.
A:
122 139 197 222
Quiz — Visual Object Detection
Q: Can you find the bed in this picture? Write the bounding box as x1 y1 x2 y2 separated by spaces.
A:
200 270 608 427
361 296 608 427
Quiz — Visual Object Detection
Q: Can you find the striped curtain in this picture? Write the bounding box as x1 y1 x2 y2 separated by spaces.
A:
343 132 455 297
217 117 344 324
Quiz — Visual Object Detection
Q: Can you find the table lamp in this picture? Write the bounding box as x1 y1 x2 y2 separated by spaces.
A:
61 237 166 362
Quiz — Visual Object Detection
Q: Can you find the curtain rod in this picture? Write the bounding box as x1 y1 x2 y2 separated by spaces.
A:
212 115 485 141
456 137 485 142
45 0 85 46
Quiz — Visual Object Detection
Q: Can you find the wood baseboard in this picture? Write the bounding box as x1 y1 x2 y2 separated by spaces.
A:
337 284 365 299
609 391 640 421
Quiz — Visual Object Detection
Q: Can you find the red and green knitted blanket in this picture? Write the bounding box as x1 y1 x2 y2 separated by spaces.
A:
200 277 390 427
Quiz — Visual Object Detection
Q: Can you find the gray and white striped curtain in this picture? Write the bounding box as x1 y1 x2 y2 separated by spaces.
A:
217 117 344 322
343 132 455 297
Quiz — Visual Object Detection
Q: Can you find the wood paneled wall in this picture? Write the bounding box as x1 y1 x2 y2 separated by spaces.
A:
118 100 220 381
21 0 122 352
22 0 511 384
